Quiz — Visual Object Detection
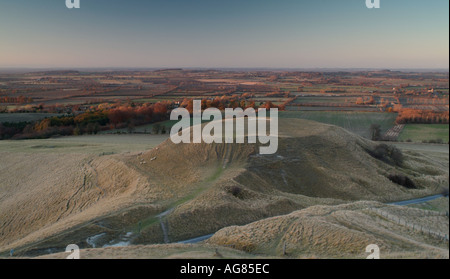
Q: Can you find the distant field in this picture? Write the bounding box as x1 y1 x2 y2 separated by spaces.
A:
398 124 449 143
0 113 63 123
134 97 179 103
100 119 215 135
100 120 180 134
293 97 356 104
286 106 380 112
280 111 397 139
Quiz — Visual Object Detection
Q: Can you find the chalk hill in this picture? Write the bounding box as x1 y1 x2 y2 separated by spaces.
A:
0 119 447 256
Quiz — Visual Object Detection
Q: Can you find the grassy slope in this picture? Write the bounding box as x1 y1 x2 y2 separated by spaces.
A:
207 201 449 259
0 134 168 154
0 118 447 257
279 111 397 139
407 197 449 213
35 244 262 259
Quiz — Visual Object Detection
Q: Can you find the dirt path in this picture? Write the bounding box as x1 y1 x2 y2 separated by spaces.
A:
157 208 174 244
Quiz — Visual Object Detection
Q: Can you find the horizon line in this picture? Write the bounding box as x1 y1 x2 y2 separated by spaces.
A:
0 67 449 73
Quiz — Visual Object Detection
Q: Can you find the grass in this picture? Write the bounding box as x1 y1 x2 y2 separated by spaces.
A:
0 134 168 154
100 120 179 134
133 162 226 235
208 201 450 259
279 111 397 139
35 243 260 259
0 113 63 123
176 164 225 206
133 97 180 103
407 197 449 213
1 118 447 257
293 97 355 104
135 216 160 233
398 124 449 143
100 118 214 135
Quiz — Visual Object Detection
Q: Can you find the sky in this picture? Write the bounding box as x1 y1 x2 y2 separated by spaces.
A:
0 0 448 69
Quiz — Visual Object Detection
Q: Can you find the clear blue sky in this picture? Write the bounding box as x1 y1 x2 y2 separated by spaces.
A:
0 0 448 68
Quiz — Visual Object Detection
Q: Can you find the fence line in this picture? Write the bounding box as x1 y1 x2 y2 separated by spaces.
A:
366 208 449 243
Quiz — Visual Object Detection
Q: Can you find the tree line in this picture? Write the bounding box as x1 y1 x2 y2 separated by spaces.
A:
0 96 34 104
396 109 449 124
0 97 283 140
0 102 170 140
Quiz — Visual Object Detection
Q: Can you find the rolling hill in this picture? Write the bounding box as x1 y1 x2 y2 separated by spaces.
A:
0 118 447 257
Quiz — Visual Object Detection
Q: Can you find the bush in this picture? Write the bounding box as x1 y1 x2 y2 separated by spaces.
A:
370 124 382 141
229 186 242 197
388 174 417 189
425 139 443 144
370 144 404 166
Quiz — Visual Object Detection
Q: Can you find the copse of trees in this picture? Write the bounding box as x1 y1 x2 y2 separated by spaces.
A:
75 111 109 126
396 109 449 124
0 122 29 140
0 96 285 140
0 101 173 140
108 102 168 128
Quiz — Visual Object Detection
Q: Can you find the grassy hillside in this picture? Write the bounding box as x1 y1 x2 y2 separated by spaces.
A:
0 118 447 257
35 244 261 259
279 111 397 139
207 201 449 259
0 134 168 154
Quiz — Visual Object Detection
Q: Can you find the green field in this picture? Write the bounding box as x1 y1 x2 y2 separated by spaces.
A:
293 97 356 104
398 124 449 143
279 111 398 139
0 113 63 123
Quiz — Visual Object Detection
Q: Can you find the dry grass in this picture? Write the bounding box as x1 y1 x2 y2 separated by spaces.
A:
408 197 449 213
0 134 168 154
34 244 260 259
0 119 447 257
207 201 449 259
